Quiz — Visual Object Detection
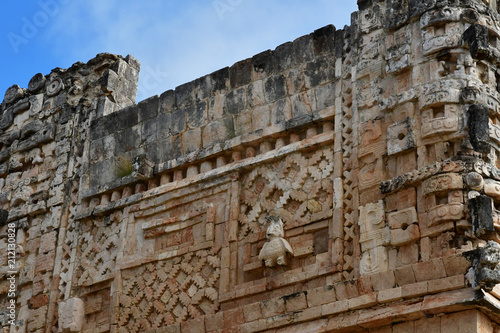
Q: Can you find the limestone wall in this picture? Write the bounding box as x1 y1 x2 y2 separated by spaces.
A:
1 0 500 332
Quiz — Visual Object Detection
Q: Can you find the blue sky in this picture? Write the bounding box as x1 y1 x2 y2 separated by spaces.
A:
1 0 358 103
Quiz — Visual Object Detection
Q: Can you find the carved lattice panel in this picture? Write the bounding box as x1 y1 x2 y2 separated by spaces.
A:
117 250 220 332
74 213 122 286
239 147 334 239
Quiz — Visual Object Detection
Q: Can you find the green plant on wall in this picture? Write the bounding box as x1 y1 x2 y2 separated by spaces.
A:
114 154 133 178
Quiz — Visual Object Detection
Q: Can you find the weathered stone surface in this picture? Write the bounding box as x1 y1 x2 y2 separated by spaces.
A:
465 241 500 291
4 2 500 332
468 104 490 153
58 298 85 332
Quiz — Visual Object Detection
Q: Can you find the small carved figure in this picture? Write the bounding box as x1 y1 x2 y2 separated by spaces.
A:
258 216 294 267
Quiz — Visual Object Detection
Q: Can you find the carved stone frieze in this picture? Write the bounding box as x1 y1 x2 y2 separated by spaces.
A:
117 250 220 331
380 160 465 194
239 147 333 237
422 173 463 196
421 105 459 138
28 73 46 93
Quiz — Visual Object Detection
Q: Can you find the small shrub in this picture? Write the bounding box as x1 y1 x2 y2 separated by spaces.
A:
114 155 133 177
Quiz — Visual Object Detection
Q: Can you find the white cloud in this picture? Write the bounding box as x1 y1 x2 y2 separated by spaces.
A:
42 0 357 101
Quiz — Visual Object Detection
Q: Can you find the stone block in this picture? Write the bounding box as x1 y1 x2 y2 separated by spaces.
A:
321 299 349 316
305 56 334 88
393 321 414 333
401 281 428 298
114 126 140 154
413 258 447 282
390 224 420 246
159 89 175 114
388 207 417 229
59 298 85 333
223 307 245 328
181 128 202 154
252 50 276 79
90 104 138 140
370 270 396 291
137 94 158 121
308 285 336 307
264 74 287 103
467 104 490 153
202 118 233 148
247 80 266 108
158 108 187 139
175 80 195 108
394 265 416 286
261 297 285 318
414 316 441 333
442 254 471 277
469 194 495 238
35 250 55 274
275 41 293 71
243 302 262 322
440 310 480 333
427 275 464 294
292 34 315 64
141 118 157 144
291 91 316 117
181 317 205 332
210 67 230 92
230 58 253 88
39 230 57 254
225 86 247 115
463 24 490 60
284 291 307 312
205 311 223 331
252 105 271 130
348 293 377 310
387 117 415 155
377 287 402 303
29 294 49 309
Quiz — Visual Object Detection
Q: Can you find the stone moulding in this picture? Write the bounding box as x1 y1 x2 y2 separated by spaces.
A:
380 159 465 194
76 126 334 220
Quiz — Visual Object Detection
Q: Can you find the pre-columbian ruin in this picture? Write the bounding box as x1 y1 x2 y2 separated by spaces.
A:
2 0 500 332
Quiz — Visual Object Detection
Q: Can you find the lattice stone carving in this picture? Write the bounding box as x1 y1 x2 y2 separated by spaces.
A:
74 214 122 286
239 147 334 238
117 250 220 332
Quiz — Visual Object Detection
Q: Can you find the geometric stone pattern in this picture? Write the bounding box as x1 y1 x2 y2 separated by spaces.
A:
74 214 122 286
4 1 500 332
117 250 220 332
239 147 334 238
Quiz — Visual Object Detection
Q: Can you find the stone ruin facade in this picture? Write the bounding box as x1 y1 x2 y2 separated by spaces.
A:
2 0 500 332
